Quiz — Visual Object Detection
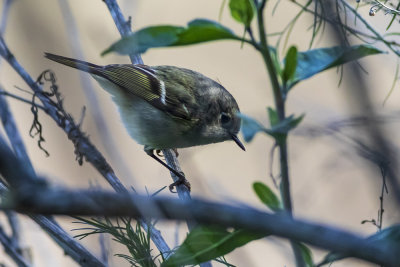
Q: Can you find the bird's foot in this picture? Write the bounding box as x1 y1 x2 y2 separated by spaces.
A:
169 173 191 193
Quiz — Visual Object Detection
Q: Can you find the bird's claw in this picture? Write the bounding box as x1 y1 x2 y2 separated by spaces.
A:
169 175 191 193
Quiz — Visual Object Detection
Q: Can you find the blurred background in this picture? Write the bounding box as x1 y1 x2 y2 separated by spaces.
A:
0 0 399 266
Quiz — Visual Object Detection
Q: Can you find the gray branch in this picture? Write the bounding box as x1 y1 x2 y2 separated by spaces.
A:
5 211 20 254
0 133 398 266
101 0 192 205
0 34 172 257
0 35 125 192
1 187 398 267
0 89 105 265
28 214 105 267
0 225 31 267
102 0 204 261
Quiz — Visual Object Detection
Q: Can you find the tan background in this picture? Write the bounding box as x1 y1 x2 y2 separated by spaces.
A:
0 0 399 266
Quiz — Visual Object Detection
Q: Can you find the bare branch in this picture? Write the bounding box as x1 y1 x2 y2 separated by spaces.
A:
103 0 143 64
101 0 192 202
0 136 397 266
0 225 31 267
101 0 202 260
0 39 105 267
1 186 399 267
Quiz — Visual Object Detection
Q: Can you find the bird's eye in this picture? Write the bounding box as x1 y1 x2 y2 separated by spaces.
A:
220 112 231 125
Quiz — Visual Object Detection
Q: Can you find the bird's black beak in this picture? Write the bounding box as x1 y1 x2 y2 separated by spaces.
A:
231 134 246 151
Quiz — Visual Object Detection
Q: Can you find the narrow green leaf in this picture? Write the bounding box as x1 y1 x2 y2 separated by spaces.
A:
162 226 265 267
228 0 254 27
269 46 282 76
286 44 385 89
298 243 314 267
253 182 282 212
102 19 240 56
267 107 279 127
282 46 298 84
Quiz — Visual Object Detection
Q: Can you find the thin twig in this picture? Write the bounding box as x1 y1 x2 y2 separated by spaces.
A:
0 89 46 111
0 0 108 263
99 233 109 266
0 0 12 67
100 0 175 257
290 1 400 56
0 94 105 265
325 0 400 209
0 225 31 267
5 211 20 252
377 166 388 231
101 0 191 203
371 0 400 15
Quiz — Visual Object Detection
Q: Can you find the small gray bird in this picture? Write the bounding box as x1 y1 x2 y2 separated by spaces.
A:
45 53 245 191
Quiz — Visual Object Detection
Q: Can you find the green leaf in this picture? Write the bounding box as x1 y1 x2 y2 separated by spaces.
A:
282 46 298 84
267 107 279 127
286 44 385 89
162 226 265 267
239 113 303 143
102 19 240 56
268 114 304 144
270 114 304 135
298 243 314 267
253 182 282 212
238 113 270 142
229 0 254 27
269 46 282 76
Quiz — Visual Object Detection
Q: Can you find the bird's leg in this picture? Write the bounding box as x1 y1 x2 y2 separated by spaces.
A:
144 146 190 192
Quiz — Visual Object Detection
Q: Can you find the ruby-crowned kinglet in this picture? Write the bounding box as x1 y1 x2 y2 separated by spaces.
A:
44 53 245 190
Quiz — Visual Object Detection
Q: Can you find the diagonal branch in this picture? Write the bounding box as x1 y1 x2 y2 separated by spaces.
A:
0 225 31 267
96 1 208 265
0 34 172 256
0 89 105 266
102 0 195 222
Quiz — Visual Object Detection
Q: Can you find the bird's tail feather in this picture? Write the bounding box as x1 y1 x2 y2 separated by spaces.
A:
44 53 100 73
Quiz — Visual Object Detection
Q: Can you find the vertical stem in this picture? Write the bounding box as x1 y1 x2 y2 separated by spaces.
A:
278 140 292 212
254 1 304 266
255 0 292 217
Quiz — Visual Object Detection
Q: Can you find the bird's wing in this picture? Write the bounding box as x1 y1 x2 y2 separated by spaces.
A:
96 64 195 121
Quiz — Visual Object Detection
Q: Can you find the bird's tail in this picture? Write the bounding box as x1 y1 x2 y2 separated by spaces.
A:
44 53 101 73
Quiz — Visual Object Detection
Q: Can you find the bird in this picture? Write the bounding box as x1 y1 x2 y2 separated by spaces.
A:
45 53 245 191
